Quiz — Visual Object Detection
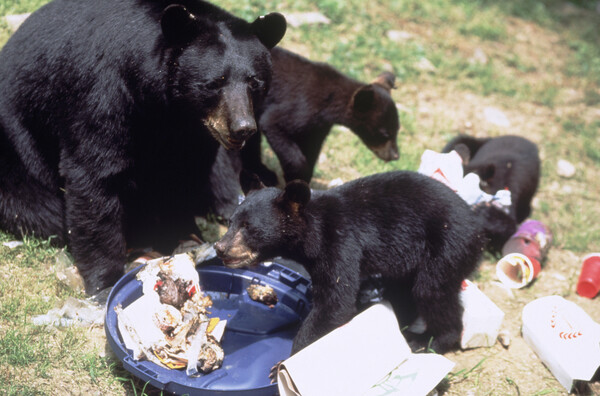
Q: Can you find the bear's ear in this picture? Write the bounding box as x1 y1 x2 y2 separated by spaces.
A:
281 180 311 214
351 85 375 112
251 12 287 49
371 72 396 91
453 143 471 164
161 4 199 45
480 164 496 180
240 169 266 195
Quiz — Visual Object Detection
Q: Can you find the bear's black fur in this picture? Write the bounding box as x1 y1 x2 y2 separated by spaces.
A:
442 134 541 252
0 0 286 293
215 171 486 354
242 47 400 186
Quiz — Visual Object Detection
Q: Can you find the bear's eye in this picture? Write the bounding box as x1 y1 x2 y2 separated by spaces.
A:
206 76 226 91
378 128 390 139
240 220 249 229
248 76 264 91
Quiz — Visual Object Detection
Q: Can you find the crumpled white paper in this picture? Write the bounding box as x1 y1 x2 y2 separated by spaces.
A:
417 149 511 212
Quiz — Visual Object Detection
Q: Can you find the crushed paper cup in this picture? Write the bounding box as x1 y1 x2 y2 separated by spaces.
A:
577 253 600 299
277 301 454 396
522 295 600 392
460 279 505 349
502 219 552 263
496 253 541 289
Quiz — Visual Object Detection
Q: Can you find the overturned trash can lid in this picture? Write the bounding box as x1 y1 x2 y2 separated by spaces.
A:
105 258 311 395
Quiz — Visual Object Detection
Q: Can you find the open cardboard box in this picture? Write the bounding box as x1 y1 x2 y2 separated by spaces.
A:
277 301 455 396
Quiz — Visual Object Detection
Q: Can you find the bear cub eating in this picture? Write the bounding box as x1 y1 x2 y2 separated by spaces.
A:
215 171 486 354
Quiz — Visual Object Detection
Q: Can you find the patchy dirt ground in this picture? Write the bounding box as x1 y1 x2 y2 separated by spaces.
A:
312 8 600 396
1 2 599 395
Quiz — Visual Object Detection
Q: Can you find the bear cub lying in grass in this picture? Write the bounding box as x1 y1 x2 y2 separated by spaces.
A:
215 171 486 354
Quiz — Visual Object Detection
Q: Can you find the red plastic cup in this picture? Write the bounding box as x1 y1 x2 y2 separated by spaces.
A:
577 253 600 299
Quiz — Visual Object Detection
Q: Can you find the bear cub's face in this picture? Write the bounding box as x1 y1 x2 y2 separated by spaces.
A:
161 5 286 150
349 71 400 162
215 174 310 268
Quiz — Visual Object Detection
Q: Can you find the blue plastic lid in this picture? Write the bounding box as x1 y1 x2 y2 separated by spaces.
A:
105 258 312 395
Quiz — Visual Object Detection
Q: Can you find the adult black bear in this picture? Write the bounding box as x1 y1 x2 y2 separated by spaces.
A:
442 134 540 252
0 0 286 294
241 47 400 186
214 171 486 354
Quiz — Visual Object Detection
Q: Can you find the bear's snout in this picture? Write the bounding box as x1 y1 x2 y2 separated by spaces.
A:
228 116 257 145
214 231 259 268
213 239 228 258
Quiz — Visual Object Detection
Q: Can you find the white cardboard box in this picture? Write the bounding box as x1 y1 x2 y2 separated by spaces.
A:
277 301 455 396
522 295 600 391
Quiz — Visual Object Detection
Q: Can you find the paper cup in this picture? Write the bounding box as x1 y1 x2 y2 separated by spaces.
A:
502 219 552 262
496 253 541 289
577 253 600 299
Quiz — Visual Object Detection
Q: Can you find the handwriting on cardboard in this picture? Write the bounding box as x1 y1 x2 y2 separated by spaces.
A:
277 301 455 396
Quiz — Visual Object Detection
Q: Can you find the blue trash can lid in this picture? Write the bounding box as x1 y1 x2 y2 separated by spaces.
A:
105 259 311 395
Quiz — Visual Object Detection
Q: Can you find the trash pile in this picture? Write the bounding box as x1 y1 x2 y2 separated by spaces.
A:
496 219 552 289
115 254 226 375
417 149 512 212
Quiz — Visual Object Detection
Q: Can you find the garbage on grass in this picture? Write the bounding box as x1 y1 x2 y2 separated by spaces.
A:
407 280 505 350
501 219 552 263
522 296 600 392
277 301 455 396
417 149 512 212
496 253 541 289
115 253 226 375
459 280 505 349
2 240 23 249
577 253 600 299
497 219 553 289
32 294 107 327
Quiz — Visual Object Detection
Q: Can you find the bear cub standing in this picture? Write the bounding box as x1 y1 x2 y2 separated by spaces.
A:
241 47 400 186
215 171 486 354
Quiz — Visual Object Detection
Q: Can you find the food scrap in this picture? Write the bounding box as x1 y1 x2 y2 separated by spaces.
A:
116 254 226 375
247 283 278 307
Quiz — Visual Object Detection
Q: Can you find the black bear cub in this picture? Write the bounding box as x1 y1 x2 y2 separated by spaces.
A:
442 134 540 223
443 134 541 252
215 171 486 354
241 47 400 186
